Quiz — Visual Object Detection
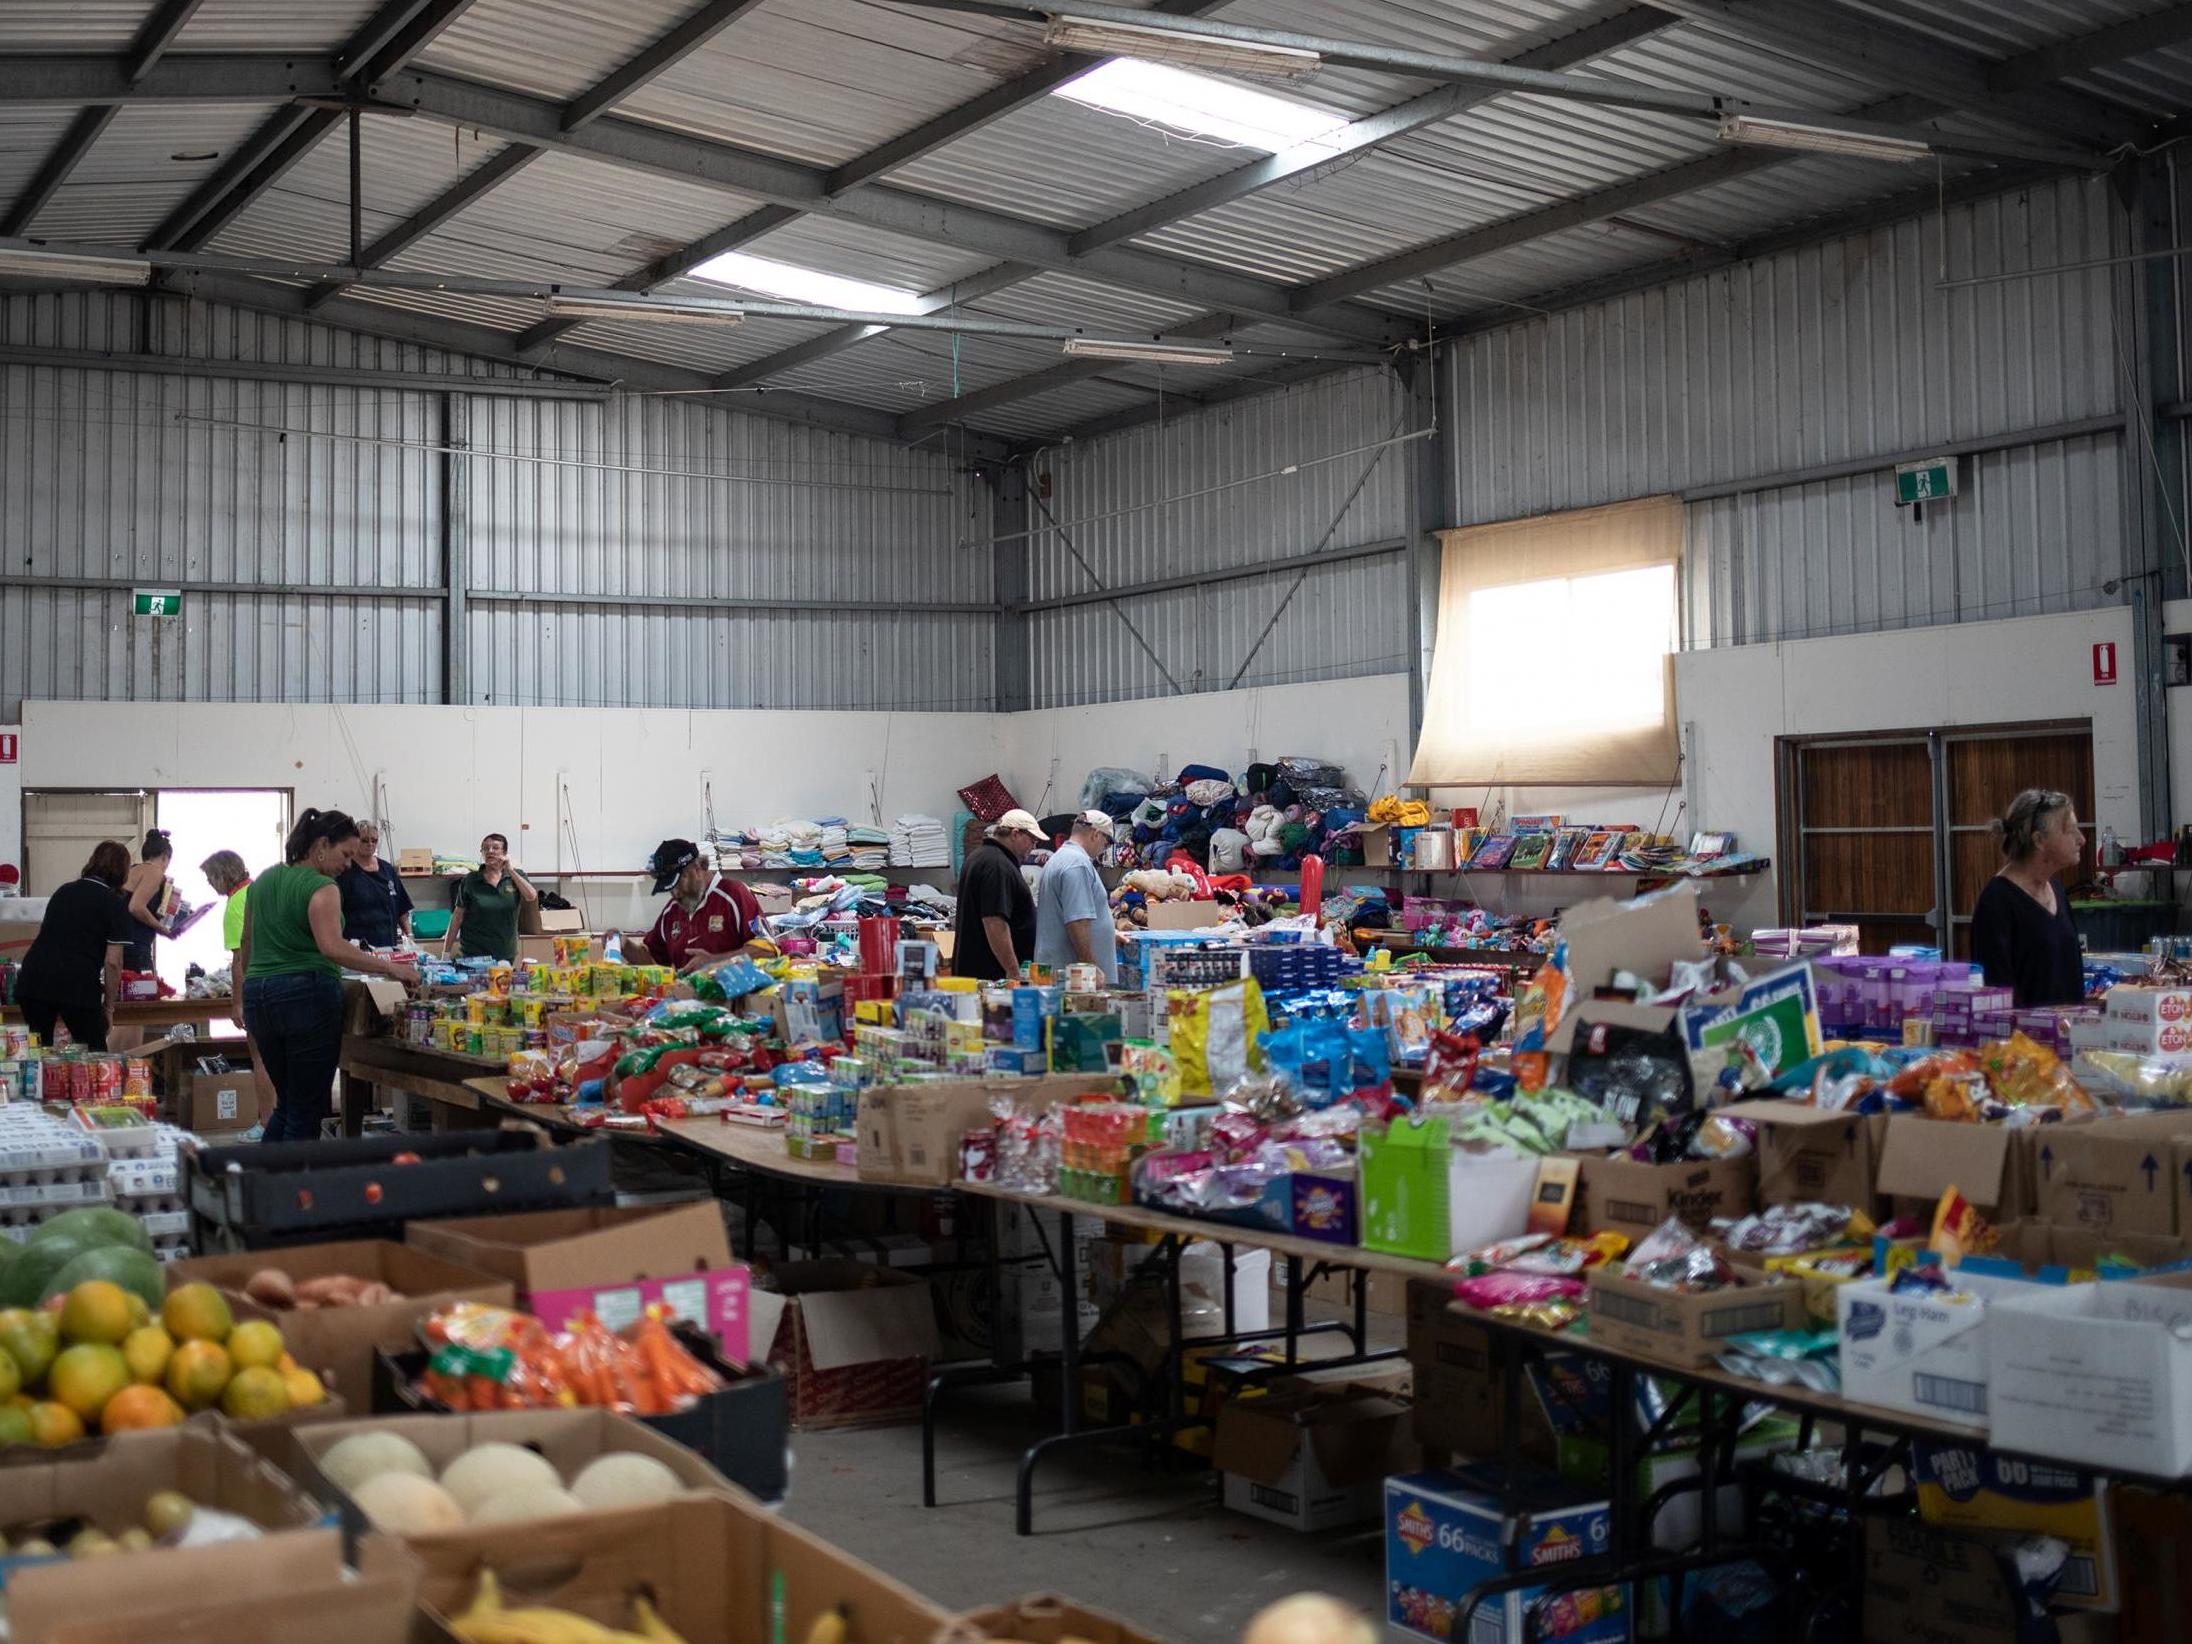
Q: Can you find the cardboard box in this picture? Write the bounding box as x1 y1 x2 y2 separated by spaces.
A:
1405 1306 1557 1466
1863 1517 2022 1644
2033 1111 2192 1238
1987 1269 2192 1474
1214 1384 1414 1532
406 1494 947 1644
1836 1269 2032 1430
1360 1118 1538 1262
293 1407 730 1543
1144 900 1222 931
1913 1442 2117 1610
0 1419 334 1643
30 1536 419 1644
857 1074 1101 1187
1585 1264 1803 1367
1719 1098 1886 1214
165 1238 513 1413
395 848 433 874
993 1264 1100 1365
1961 1219 2192 1285
405 1202 746 1357
1385 1468 1628 1644
1875 1114 2034 1222
182 1066 257 1134
746 1259 940 1429
2103 985 2192 1025
1570 1154 1755 1244
945 1597 1165 1644
1544 885 1703 1056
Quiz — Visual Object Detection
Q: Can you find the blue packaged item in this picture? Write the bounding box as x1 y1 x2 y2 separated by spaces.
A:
1387 1468 1627 1644
1010 986 1058 1051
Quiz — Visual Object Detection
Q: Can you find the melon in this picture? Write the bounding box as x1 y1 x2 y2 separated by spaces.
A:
569 1452 683 1512
469 1486 584 1526
438 1443 562 1519
29 1209 152 1257
351 1473 465 1537
42 1247 163 1311
0 1237 97 1310
318 1431 433 1495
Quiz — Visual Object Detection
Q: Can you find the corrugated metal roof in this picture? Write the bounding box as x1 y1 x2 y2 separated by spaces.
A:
0 2 148 49
36 105 278 244
170 0 381 52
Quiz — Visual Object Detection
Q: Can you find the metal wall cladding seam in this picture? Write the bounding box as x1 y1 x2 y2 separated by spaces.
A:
1023 366 1412 707
463 605 995 713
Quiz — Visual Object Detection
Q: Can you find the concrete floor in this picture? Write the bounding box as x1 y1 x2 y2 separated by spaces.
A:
781 1382 1387 1644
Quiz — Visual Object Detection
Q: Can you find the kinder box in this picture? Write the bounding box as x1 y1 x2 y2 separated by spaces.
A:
1386 1468 1627 1644
1835 1270 2032 1430
1717 1099 1885 1215
405 1202 747 1358
1584 1265 1803 1367
1874 1114 2034 1222
1569 1154 1754 1244
745 1259 941 1429
1987 1269 2192 1475
2033 1110 2192 1237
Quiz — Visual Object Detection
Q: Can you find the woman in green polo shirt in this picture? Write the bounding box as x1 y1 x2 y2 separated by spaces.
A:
443 832 538 962
238 808 417 1144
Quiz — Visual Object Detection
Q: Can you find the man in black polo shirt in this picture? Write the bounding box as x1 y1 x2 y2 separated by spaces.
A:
952 809 1041 980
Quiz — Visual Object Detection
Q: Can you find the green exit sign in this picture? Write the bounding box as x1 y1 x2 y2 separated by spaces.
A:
1894 457 1957 506
131 589 182 617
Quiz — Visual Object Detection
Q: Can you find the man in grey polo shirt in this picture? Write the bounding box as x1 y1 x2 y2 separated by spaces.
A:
1035 810 1118 982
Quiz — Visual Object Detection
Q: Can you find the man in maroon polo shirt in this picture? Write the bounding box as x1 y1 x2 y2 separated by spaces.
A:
630 838 762 972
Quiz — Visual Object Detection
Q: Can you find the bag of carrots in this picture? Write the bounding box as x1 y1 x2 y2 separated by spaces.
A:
417 1301 724 1415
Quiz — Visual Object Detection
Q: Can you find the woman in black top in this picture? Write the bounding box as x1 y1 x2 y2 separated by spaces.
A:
336 821 414 948
16 842 133 1049
120 828 174 973
1970 787 2087 1007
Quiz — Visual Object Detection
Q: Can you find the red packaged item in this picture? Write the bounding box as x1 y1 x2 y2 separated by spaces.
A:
1452 1271 1587 1311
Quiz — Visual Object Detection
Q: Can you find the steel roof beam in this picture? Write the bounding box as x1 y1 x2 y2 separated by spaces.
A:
894 311 1238 436
147 0 481 254
1990 2 2192 94
0 54 334 105
1642 0 2147 149
374 70 1412 347
125 0 210 84
1 108 118 236
309 0 766 314
717 5 1665 398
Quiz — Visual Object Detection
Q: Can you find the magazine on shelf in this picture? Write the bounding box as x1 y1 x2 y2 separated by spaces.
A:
1508 833 1553 871
1571 830 1621 871
1468 833 1518 870
1546 826 1588 870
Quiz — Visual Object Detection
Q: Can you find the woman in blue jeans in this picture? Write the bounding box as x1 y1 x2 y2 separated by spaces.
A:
236 808 417 1143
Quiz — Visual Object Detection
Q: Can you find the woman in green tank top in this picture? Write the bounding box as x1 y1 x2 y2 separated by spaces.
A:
238 808 417 1143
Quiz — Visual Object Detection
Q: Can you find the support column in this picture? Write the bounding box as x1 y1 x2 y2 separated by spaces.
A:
2122 156 2181 837
440 392 469 705
993 460 1031 713
1401 350 1448 761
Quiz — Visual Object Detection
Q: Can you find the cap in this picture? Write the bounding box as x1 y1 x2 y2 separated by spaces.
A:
647 838 701 894
990 808 1043 838
1076 810 1116 841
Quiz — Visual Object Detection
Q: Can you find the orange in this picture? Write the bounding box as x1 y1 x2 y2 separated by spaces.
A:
24 1401 83 1447
161 1284 232 1345
0 1309 58 1387
59 1282 134 1347
100 1384 182 1433
282 1367 326 1409
165 1340 231 1411
0 1405 32 1447
122 1326 173 1386
47 1344 128 1423
218 1366 288 1421
124 1293 150 1331
226 1321 284 1372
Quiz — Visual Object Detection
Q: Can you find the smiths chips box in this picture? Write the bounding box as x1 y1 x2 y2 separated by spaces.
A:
1386 1469 1628 1644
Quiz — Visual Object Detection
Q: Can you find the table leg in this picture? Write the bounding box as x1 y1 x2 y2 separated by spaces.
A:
1013 1206 1083 1537
1283 1254 1304 1365
343 1073 372 1139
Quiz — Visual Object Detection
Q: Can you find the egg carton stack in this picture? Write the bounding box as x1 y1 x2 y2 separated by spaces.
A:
103 1121 190 1262
0 1106 112 1242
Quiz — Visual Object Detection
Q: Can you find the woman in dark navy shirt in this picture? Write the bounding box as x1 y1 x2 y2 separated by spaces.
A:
335 821 413 948
1970 788 2086 1007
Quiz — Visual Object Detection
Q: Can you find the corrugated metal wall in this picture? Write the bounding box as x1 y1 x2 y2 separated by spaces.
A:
0 291 992 717
1445 175 2134 648
1025 368 1413 707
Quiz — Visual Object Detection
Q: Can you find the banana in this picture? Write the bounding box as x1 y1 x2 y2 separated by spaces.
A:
630 1592 690 1644
452 1603 646 1644
462 1570 507 1621
804 1604 850 1644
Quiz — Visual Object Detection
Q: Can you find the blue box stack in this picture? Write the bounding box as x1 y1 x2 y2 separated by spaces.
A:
1247 945 1358 991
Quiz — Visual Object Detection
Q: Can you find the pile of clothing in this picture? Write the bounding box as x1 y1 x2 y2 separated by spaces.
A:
1089 756 1369 874
890 814 950 868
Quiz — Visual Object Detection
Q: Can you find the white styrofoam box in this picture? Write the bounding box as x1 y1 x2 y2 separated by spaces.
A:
1836 1271 2031 1430
1988 1274 2192 1475
0 1178 112 1211
993 1265 1102 1364
134 1210 189 1240
996 1200 1103 1264
2104 987 2192 1025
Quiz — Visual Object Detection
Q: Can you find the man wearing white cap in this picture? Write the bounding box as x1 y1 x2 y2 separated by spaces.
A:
1036 810 1118 983
952 809 1042 981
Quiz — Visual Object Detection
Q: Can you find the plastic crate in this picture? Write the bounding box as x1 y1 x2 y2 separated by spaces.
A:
187 1129 612 1252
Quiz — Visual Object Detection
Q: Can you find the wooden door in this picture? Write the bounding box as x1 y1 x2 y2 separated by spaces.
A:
21 791 152 896
1943 729 2095 959
1783 737 1939 953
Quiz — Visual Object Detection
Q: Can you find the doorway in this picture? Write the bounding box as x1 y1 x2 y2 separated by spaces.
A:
1776 721 2096 956
154 791 290 989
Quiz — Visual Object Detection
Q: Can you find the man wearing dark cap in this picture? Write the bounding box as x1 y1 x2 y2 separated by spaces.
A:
626 839 763 972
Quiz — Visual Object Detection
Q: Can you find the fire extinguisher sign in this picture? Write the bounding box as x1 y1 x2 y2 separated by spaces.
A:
2094 642 2117 686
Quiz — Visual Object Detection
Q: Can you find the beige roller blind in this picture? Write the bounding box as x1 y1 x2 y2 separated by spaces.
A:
1407 495 1682 787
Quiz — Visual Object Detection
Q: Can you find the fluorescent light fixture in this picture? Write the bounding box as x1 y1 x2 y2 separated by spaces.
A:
1046 15 1320 79
1056 58 1346 154
1715 114 1927 162
689 250 924 315
544 295 745 326
0 248 150 286
1061 338 1234 366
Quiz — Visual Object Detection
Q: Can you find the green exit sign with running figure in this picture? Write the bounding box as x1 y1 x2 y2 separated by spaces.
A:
131 589 182 617
1894 457 1957 506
